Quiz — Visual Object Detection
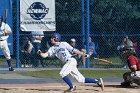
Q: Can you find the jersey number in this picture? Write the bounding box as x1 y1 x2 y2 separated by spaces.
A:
62 53 66 57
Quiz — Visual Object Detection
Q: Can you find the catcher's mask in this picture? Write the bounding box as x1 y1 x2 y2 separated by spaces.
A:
122 46 135 55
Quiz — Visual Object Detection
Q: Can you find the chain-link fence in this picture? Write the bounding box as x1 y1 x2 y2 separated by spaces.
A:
2 0 139 69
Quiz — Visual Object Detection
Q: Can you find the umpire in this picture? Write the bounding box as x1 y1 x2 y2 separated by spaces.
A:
121 46 140 87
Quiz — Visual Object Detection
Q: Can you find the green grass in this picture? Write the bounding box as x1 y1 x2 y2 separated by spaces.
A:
91 56 122 64
16 56 128 79
19 69 129 79
89 56 124 68
0 55 123 67
0 57 16 64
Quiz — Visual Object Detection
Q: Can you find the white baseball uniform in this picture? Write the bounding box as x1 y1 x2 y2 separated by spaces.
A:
0 22 12 59
47 42 85 82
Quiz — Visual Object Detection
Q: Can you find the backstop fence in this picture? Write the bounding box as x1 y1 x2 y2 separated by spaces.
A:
1 0 140 69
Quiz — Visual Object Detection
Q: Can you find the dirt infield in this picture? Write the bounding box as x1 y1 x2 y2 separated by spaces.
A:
0 82 139 93
0 68 139 93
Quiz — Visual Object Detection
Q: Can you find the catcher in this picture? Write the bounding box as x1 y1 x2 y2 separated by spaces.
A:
38 33 104 92
121 46 140 87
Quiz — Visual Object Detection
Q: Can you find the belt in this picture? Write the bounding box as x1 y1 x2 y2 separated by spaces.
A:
0 40 4 41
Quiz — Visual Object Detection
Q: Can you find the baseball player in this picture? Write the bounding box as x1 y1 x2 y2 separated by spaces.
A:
0 15 14 71
121 46 140 87
38 33 104 92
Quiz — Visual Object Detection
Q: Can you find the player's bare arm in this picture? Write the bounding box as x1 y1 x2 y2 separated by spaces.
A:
131 65 137 71
74 49 90 58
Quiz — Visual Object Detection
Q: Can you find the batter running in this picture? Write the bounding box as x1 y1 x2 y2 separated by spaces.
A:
38 33 104 92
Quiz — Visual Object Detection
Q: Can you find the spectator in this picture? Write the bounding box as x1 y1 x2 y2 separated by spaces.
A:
123 36 133 68
117 36 133 69
123 36 133 47
70 38 77 48
69 38 81 65
81 37 96 68
20 36 33 67
31 31 44 67
92 38 99 58
104 38 112 58
70 38 81 52
133 38 138 54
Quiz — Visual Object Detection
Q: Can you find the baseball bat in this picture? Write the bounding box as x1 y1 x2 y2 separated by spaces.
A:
94 58 112 64
3 9 8 35
5 9 8 23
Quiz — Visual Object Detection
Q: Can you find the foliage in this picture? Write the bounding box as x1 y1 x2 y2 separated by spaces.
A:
90 0 140 34
55 0 140 34
12 0 140 34
11 0 140 58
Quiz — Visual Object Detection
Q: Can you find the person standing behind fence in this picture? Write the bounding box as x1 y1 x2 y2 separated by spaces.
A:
133 38 138 55
70 38 80 59
20 36 33 67
69 38 82 66
122 36 133 68
0 15 14 71
123 36 133 48
117 36 133 69
91 38 99 58
31 31 44 67
81 37 95 68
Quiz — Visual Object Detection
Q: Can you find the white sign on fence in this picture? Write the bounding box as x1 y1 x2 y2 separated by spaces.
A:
20 0 56 31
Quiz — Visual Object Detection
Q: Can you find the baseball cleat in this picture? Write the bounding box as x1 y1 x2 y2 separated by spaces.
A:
64 86 76 92
97 78 104 91
9 67 15 71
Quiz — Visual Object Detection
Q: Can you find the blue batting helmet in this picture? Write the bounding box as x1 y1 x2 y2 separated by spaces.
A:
50 33 61 42
0 15 3 21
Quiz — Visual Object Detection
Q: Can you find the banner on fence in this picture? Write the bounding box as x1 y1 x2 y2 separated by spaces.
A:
20 0 56 31
0 0 13 55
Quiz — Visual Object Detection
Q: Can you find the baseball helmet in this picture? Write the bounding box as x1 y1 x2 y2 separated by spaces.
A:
50 33 61 42
122 46 135 55
0 15 3 21
70 38 76 42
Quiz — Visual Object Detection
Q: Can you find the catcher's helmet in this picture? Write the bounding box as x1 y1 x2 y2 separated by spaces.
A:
0 15 3 21
122 46 135 55
50 33 61 42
